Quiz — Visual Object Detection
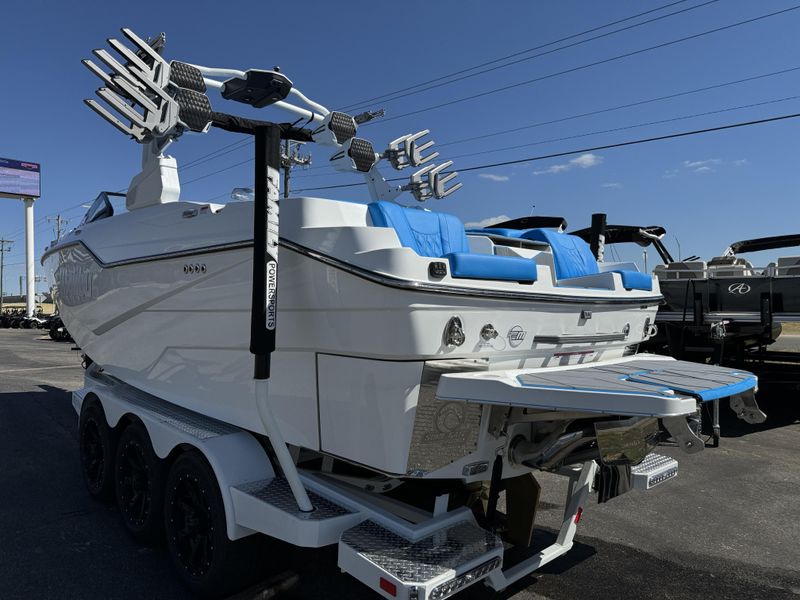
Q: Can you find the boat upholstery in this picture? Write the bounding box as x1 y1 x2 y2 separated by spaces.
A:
521 229 653 291
466 227 526 239
367 201 538 282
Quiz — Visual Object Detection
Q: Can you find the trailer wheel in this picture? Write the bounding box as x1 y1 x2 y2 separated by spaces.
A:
115 421 166 544
164 451 261 597
79 401 117 503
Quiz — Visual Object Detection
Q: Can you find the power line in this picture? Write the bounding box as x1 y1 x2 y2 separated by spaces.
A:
337 0 696 111
291 95 800 182
180 138 252 172
371 5 800 125
119 1 716 195
440 95 800 162
435 66 800 149
189 94 800 191
341 0 719 112
292 65 800 179
292 111 800 193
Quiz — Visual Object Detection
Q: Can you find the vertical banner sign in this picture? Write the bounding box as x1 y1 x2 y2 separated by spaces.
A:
266 166 279 331
250 125 281 379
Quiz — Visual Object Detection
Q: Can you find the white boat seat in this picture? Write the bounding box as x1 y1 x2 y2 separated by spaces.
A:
707 256 754 277
654 261 707 280
777 256 800 276
367 201 538 282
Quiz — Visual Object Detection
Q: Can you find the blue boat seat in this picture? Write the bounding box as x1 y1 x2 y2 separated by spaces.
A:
521 228 652 291
367 201 538 282
465 227 526 239
612 269 653 291
445 252 539 282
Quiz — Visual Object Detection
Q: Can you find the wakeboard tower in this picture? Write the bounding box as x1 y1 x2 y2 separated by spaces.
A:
46 29 760 598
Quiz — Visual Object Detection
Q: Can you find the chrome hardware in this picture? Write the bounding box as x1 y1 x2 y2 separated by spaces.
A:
462 461 489 477
480 324 498 341
729 391 766 424
662 415 704 454
183 263 206 274
444 316 465 348
710 320 728 340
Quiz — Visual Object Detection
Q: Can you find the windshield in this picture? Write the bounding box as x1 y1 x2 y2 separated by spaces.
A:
79 191 127 225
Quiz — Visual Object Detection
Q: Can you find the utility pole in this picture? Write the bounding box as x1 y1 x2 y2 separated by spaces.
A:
0 239 12 313
47 214 69 241
280 140 311 199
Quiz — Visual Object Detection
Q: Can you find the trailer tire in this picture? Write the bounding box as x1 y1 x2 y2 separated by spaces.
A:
115 420 166 544
164 450 261 598
79 401 117 503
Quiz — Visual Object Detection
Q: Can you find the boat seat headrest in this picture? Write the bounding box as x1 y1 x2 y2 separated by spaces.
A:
521 228 600 279
465 227 526 239
367 201 469 258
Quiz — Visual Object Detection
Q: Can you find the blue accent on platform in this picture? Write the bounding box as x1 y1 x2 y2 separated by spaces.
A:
515 379 673 397
627 373 758 402
446 252 538 282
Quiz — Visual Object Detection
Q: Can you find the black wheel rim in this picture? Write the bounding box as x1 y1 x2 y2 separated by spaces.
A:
118 441 151 526
168 474 214 577
81 419 105 492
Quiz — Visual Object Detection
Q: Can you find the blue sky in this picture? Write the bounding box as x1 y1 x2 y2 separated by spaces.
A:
1 0 799 291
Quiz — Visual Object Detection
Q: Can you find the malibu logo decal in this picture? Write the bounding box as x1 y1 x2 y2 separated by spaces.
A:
507 325 527 347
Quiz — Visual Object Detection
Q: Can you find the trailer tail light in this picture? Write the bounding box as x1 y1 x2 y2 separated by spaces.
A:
574 507 583 524
379 577 397 596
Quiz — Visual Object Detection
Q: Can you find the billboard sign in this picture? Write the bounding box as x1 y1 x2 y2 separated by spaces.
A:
0 157 41 198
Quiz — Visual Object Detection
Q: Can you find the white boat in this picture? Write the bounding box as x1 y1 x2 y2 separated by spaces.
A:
46 29 761 599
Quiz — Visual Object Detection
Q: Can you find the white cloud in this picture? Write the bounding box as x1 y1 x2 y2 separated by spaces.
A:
601 182 622 188
533 153 603 175
683 158 721 169
478 173 510 182
533 164 569 175
464 215 513 229
571 153 603 168
670 158 746 175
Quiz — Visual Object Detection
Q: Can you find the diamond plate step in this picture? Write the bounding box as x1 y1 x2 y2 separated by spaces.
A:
631 453 678 490
339 519 503 600
230 477 361 548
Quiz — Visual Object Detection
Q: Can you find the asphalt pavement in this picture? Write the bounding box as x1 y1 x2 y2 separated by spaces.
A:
0 329 798 599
